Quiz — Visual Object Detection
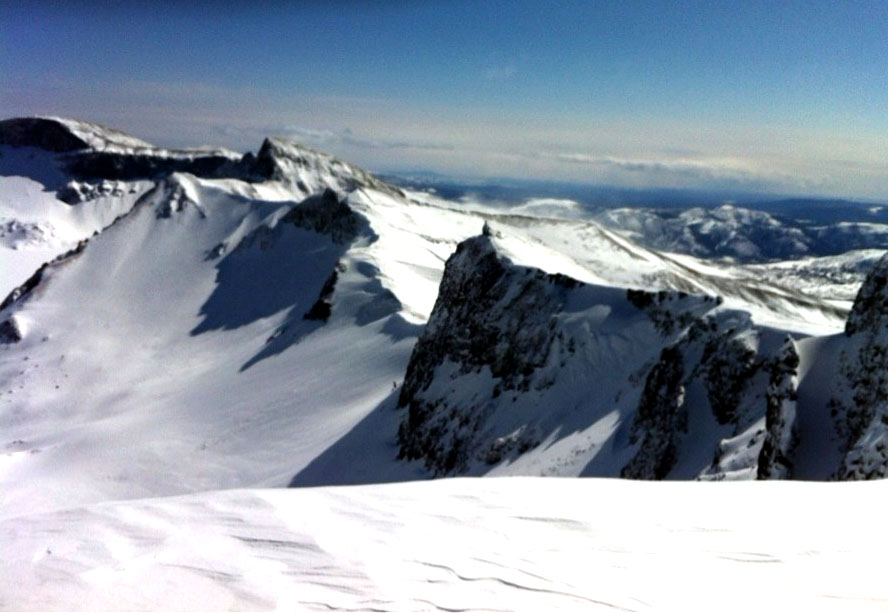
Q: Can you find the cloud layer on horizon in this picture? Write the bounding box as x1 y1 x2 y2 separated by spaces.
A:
3 76 886 201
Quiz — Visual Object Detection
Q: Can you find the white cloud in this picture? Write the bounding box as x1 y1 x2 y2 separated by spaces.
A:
278 126 453 152
549 152 760 180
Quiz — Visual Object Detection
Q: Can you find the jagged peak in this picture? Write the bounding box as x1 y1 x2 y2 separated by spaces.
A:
257 136 335 161
845 251 888 336
251 135 403 197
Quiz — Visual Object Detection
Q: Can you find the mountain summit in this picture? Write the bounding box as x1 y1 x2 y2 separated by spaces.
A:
0 116 886 523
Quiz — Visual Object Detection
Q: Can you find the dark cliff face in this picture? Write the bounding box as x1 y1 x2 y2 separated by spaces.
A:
395 231 799 480
845 253 888 337
396 232 787 480
282 188 363 244
621 310 780 480
0 118 90 151
396 235 577 474
830 253 888 479
398 236 574 406
621 344 686 479
757 338 801 479
65 152 243 182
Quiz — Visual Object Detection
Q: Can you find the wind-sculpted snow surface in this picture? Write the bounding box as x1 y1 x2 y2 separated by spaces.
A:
2 479 887 612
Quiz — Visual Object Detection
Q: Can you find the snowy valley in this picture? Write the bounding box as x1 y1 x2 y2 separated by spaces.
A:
2 117 887 610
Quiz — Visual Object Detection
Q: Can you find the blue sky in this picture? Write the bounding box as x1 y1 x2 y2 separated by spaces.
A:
3 0 888 198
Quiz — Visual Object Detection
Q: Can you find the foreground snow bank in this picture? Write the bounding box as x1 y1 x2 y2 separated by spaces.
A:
2 478 885 612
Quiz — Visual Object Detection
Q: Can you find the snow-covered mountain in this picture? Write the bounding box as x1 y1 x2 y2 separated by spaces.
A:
595 203 888 262
391 228 888 481
3 116 888 611
1 116 887 519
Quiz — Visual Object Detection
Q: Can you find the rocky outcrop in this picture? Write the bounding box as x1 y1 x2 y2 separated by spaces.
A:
303 266 342 322
245 138 403 197
56 180 133 205
396 235 580 474
0 317 22 344
282 188 362 244
757 338 800 479
844 252 888 337
65 151 243 182
626 289 717 336
394 230 799 480
622 307 784 480
830 253 888 479
0 117 90 151
621 344 687 479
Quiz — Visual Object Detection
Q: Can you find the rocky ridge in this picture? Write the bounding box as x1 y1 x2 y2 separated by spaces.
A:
829 253 888 479
397 229 888 480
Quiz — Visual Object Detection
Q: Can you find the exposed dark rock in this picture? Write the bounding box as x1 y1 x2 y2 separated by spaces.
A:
65 151 243 182
830 254 888 479
757 338 800 479
303 268 340 322
396 234 579 474
627 288 718 336
0 317 22 344
622 309 780 479
0 267 46 313
56 180 129 205
621 345 687 479
154 180 205 219
701 334 759 425
282 188 362 244
845 252 888 336
0 118 89 152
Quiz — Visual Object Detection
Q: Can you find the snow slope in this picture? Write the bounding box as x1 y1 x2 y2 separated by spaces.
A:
2 116 888 610
2 478 886 612
0 116 883 522
0 146 152 296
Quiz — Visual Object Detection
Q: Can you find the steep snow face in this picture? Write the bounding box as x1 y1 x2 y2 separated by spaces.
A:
0 171 429 515
394 234 797 480
3 478 886 612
